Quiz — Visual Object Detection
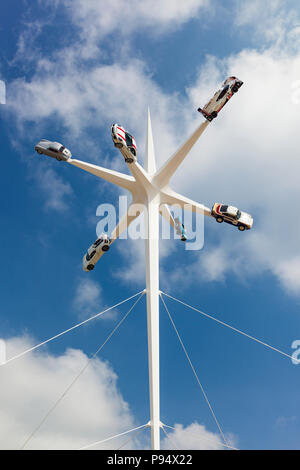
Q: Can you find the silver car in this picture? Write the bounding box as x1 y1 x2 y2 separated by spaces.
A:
82 234 112 271
35 139 72 161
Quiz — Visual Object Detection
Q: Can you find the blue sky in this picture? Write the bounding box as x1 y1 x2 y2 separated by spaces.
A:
1 0 300 450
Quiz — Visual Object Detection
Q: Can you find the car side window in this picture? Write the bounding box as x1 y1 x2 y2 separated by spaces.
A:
125 133 133 147
94 238 103 247
217 85 229 101
86 250 96 261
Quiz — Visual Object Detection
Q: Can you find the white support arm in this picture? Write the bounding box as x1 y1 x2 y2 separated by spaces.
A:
154 120 209 187
110 203 145 242
144 108 156 175
68 158 136 192
161 188 212 217
127 161 153 193
159 203 176 229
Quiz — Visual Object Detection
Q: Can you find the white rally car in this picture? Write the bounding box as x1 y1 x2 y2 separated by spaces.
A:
198 76 243 121
82 234 112 271
111 124 137 163
211 203 253 231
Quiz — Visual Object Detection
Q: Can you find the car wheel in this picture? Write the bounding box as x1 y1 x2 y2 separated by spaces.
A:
126 158 134 164
216 217 223 223
87 264 94 271
115 142 123 149
211 111 218 119
36 149 42 154
102 245 110 252
232 85 239 93
238 225 246 231
56 157 62 161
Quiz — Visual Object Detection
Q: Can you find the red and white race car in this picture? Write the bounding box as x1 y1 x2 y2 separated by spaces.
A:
198 76 243 121
111 124 137 163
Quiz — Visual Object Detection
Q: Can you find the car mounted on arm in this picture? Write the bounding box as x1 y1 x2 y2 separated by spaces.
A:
34 139 72 161
198 76 243 122
211 203 253 231
174 217 187 241
82 234 112 272
111 124 137 163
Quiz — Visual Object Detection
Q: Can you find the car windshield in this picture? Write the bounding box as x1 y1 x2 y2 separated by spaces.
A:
125 132 133 147
59 146 65 152
236 210 241 219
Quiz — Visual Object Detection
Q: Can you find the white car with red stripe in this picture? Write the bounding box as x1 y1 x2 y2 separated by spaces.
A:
211 203 253 231
111 124 137 163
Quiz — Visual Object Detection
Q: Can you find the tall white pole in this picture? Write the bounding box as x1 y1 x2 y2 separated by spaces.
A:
145 194 160 450
144 110 160 450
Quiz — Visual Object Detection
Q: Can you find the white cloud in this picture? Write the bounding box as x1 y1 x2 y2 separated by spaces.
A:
73 277 118 321
274 258 300 295
8 58 181 185
60 0 209 53
35 163 73 212
0 336 137 450
234 0 300 52
73 277 102 314
0 337 230 450
196 247 230 282
161 422 236 450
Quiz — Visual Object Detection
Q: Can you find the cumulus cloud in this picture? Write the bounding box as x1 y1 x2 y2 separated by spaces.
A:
161 422 236 450
73 277 102 316
8 57 180 166
0 337 231 450
0 336 136 450
234 0 300 52
34 163 73 212
72 277 118 322
60 0 209 51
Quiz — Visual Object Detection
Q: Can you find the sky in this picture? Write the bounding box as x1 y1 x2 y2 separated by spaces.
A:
0 0 300 450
